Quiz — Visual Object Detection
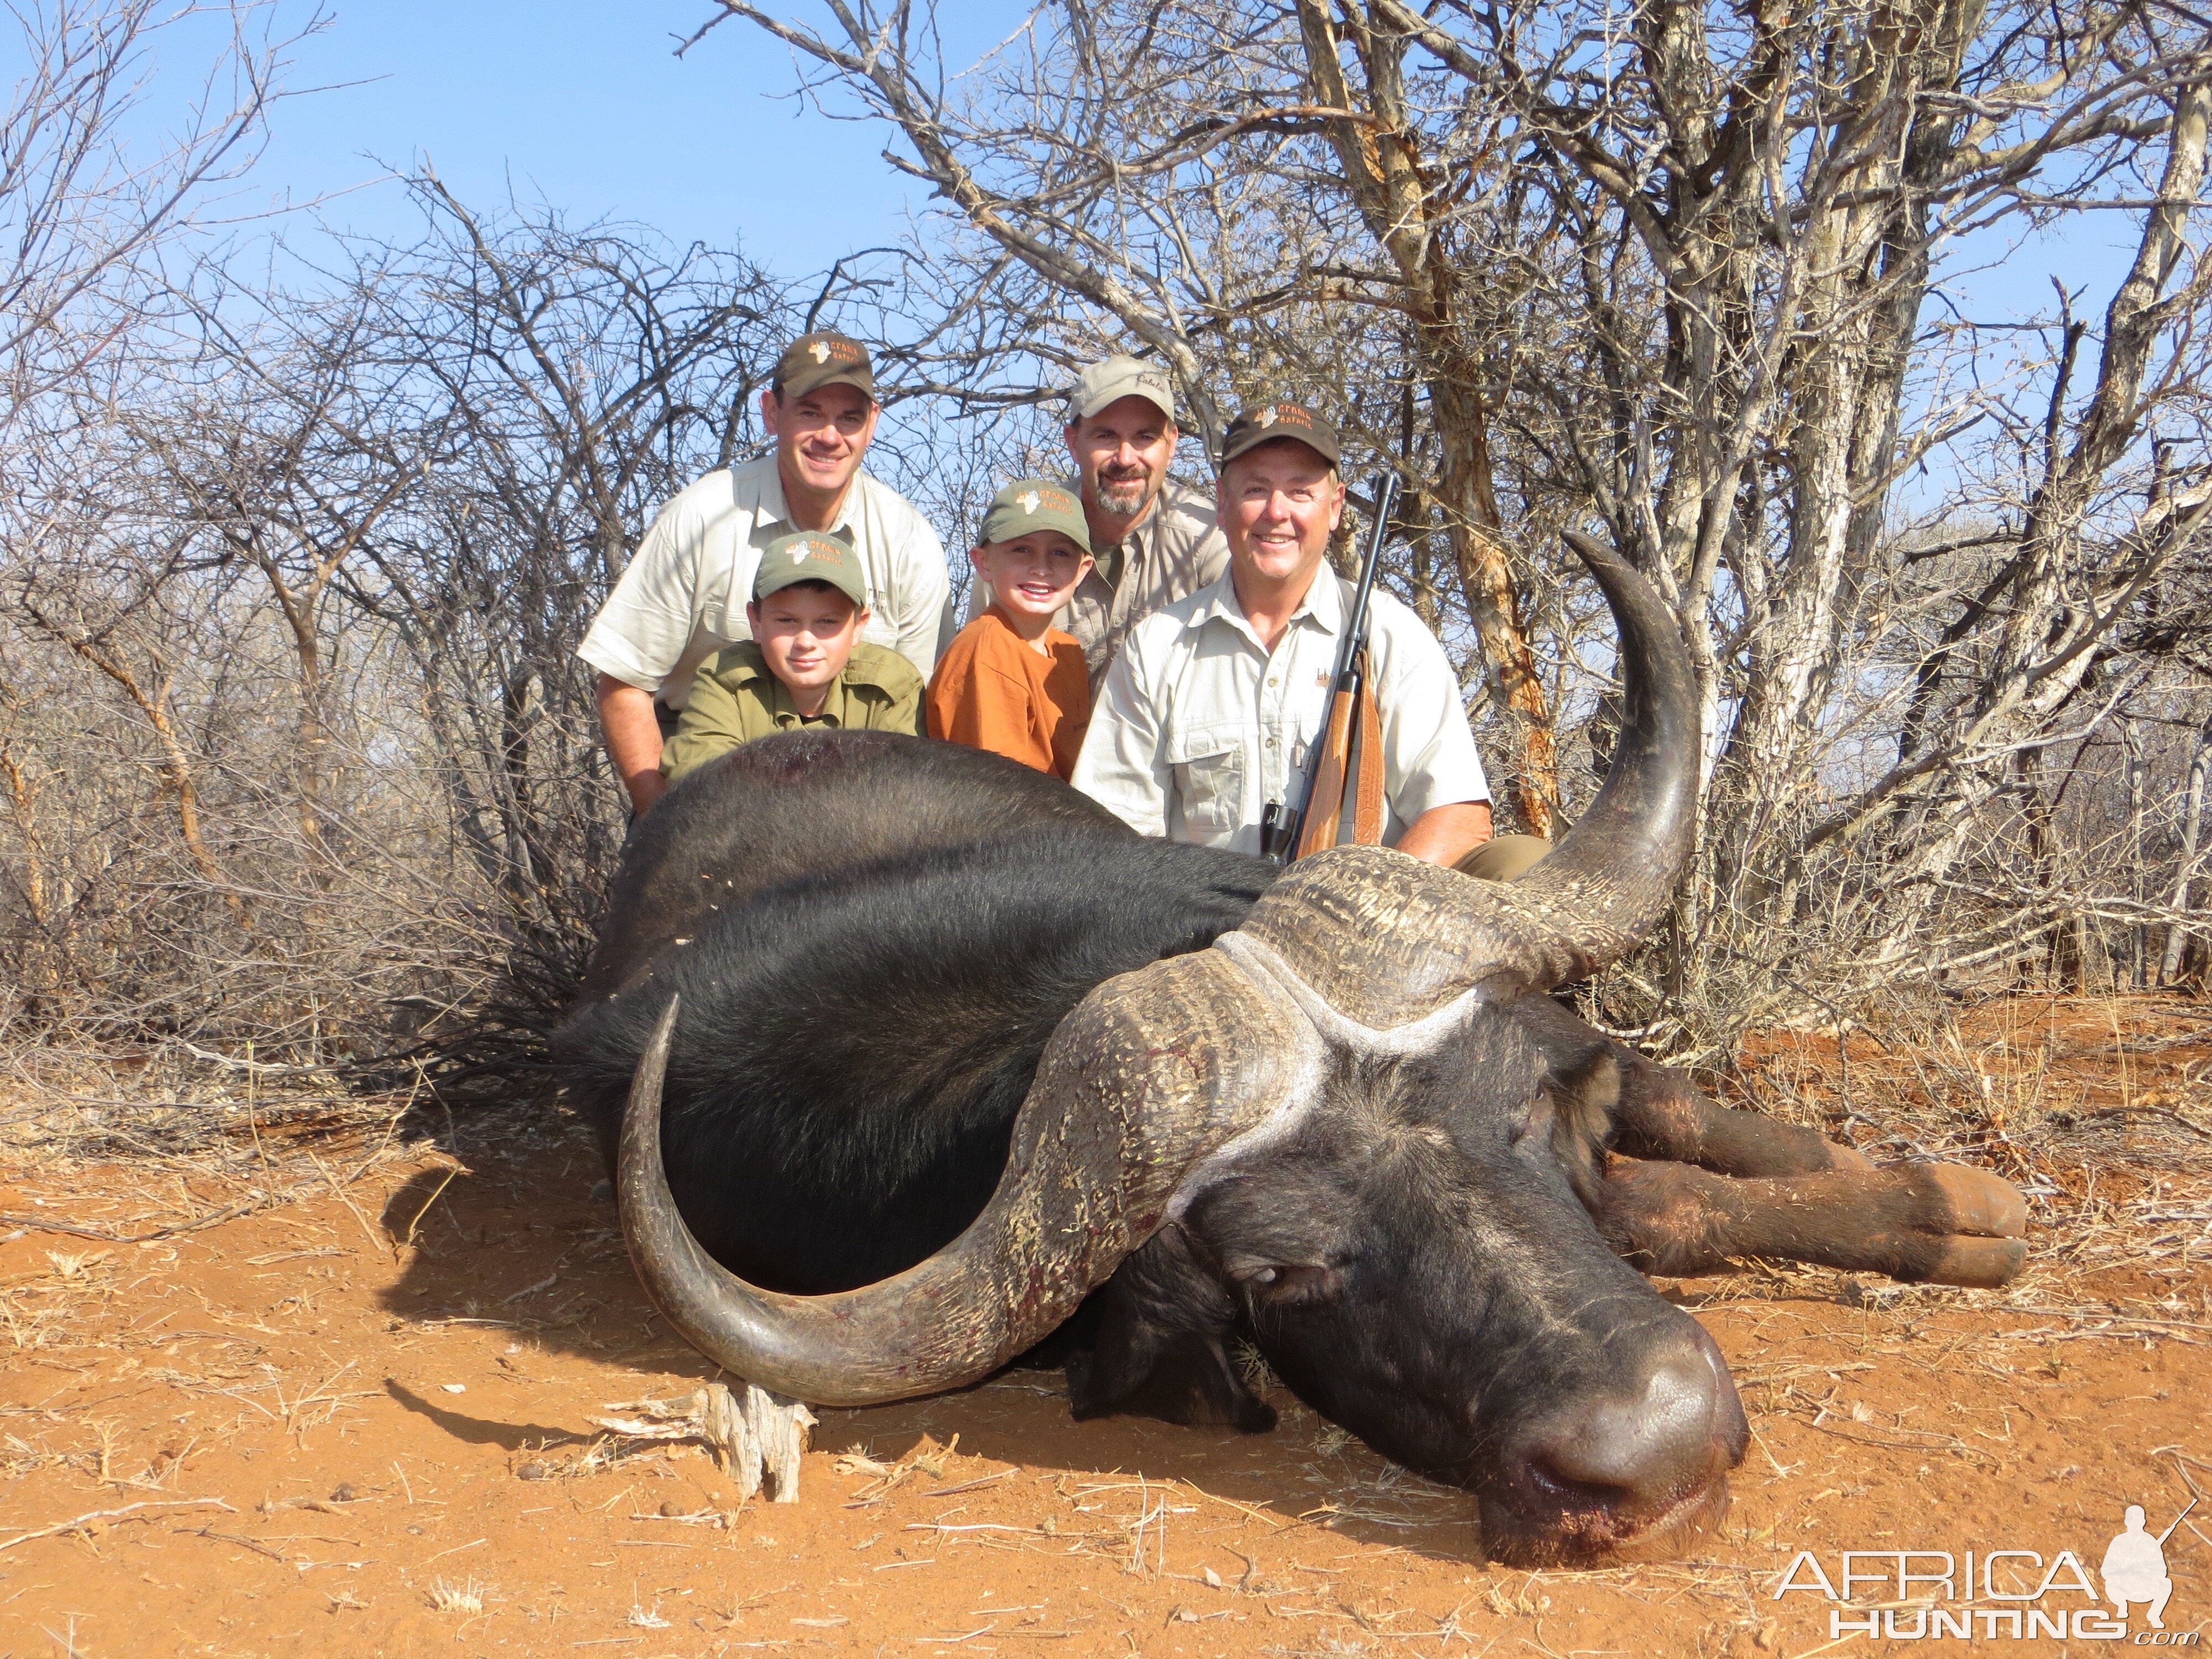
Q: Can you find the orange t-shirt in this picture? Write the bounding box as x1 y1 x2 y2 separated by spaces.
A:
926 606 1092 780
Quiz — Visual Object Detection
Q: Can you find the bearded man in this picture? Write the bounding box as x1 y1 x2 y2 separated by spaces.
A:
968 355 1227 690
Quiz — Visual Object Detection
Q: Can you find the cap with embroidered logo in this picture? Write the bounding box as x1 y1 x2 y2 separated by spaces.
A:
1219 399 1342 469
1070 354 1177 424
752 528 869 609
774 330 875 401
978 477 1093 556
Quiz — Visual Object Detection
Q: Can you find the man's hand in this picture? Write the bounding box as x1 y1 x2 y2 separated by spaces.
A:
596 673 669 814
1395 800 1493 867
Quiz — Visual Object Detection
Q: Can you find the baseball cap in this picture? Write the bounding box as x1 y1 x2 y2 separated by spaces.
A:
978 478 1093 555
774 331 875 401
1219 400 1342 470
1071 355 1176 423
752 528 868 609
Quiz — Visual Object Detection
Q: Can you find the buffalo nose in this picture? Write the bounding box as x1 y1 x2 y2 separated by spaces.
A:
1498 1324 1747 1552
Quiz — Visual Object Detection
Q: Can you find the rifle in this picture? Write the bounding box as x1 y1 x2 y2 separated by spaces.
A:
1261 472 1400 865
2156 1498 2197 1546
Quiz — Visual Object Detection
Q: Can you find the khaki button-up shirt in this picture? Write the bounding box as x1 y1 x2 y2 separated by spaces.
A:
1070 571 1490 855
968 477 1227 692
580 453 952 709
659 641 924 785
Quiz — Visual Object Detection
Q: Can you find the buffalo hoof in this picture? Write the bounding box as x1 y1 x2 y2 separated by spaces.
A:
1900 1164 2029 1288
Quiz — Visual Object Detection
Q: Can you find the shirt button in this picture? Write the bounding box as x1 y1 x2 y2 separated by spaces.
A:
1266 677 1277 687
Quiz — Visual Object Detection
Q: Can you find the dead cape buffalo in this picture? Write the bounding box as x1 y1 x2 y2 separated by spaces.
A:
555 535 2027 1566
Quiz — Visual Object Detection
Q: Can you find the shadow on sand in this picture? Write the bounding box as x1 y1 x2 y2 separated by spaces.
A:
369 1112 1494 1561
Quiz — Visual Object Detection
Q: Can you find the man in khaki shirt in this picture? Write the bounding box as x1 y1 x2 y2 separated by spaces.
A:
968 355 1227 690
582 330 950 813
1072 401 1494 867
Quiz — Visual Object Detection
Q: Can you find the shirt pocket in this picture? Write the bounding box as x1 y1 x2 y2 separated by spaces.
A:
1166 723 1245 835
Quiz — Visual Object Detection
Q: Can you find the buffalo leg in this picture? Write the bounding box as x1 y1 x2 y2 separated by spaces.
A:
1607 1051 1874 1177
1591 1156 2027 1287
1502 992 1872 1177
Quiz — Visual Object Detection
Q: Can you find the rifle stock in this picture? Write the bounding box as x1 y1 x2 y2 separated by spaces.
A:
1262 472 1400 865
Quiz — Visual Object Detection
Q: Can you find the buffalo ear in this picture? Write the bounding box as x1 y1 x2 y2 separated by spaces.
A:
1063 1229 1277 1433
1496 987 1621 1203
1544 1045 1619 1209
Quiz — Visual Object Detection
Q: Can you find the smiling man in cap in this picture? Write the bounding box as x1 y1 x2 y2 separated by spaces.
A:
580 328 950 812
1072 398 1495 867
967 353 1227 692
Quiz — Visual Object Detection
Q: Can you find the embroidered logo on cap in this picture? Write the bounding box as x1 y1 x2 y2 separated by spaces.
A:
1255 406 1279 429
808 340 832 364
1018 490 1041 514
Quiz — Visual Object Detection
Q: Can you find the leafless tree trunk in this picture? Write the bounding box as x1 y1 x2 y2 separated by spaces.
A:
2162 719 2212 985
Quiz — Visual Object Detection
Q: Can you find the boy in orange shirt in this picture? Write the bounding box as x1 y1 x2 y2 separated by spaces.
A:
927 480 1095 779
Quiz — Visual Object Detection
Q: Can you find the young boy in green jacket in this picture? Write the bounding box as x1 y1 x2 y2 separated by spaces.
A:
659 529 924 788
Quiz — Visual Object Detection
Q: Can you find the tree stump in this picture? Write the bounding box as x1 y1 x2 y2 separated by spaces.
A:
589 1381 817 1503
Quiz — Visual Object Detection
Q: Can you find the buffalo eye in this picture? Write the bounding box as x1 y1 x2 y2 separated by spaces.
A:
1232 1263 1330 1300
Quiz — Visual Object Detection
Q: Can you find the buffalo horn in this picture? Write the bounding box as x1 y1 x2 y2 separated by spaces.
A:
1496 531 1698 977
617 946 1297 1407
1232 529 1701 1015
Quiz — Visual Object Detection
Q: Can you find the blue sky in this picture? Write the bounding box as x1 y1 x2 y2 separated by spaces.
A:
187 2 2132 316
241 0 949 273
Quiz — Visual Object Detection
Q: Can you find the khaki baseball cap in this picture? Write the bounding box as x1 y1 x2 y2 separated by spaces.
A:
774 330 875 401
978 478 1093 556
1220 399 1342 470
1070 354 1176 424
752 528 868 609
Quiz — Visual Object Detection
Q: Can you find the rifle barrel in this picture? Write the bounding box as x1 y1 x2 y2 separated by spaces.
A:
2156 1497 2197 1545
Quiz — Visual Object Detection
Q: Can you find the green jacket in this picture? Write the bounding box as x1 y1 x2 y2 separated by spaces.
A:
661 640 925 785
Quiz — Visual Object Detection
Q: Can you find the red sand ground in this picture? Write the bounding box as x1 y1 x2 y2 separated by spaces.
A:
1 997 2206 1657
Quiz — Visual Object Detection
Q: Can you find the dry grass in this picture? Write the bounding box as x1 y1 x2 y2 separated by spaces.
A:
1725 990 2211 1151
429 1576 485 1615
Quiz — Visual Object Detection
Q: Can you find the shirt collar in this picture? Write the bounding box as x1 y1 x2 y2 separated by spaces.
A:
725 643 774 686
1298 565 1347 630
835 646 903 691
727 643 879 699
1188 563 1343 649
753 456 863 537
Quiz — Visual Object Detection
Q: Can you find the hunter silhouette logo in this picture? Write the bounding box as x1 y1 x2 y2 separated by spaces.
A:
1771 1496 2199 1642
808 340 832 364
2104 1500 2193 1629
